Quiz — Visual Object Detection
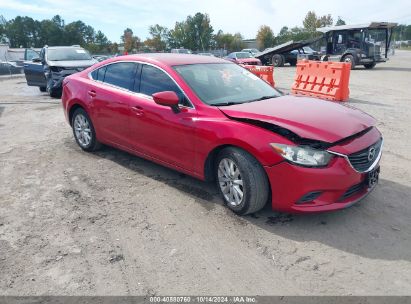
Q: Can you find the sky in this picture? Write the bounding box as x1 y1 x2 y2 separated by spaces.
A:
0 0 410 42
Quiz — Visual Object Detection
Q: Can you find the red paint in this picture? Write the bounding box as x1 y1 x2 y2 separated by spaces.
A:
62 54 381 213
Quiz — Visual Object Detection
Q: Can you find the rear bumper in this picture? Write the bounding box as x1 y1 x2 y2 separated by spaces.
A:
264 156 379 213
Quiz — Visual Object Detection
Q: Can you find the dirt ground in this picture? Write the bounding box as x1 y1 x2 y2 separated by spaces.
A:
0 51 410 296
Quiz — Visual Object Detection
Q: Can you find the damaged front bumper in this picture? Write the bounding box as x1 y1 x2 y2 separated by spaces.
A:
46 67 87 91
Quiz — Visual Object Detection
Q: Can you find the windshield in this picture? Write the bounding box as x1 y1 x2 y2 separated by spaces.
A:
302 46 315 53
235 52 253 59
47 48 92 61
174 63 281 106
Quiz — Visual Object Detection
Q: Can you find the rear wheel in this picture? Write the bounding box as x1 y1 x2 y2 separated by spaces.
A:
72 108 101 152
216 147 269 215
39 86 46 92
272 54 284 67
342 54 356 69
364 63 376 69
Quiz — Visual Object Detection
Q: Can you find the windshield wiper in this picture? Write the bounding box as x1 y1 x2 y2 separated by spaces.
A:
246 95 278 102
212 101 242 106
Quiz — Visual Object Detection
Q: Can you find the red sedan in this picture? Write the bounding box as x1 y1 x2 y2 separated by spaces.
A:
62 54 382 214
225 52 262 65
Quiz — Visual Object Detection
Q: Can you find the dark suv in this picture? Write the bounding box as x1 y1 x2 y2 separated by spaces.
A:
24 45 96 97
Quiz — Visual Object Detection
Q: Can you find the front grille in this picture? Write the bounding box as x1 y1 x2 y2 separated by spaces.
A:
338 182 366 201
243 61 259 65
348 138 382 172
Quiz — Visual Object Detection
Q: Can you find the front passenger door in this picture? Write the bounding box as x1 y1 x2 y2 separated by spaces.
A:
129 64 197 172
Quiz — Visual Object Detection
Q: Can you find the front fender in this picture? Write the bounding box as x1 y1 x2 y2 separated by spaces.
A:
193 118 292 177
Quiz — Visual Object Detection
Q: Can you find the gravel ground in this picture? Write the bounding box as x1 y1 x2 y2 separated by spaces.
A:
0 51 410 296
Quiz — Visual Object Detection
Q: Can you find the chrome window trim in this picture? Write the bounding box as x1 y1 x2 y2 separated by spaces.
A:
88 60 195 109
327 138 383 173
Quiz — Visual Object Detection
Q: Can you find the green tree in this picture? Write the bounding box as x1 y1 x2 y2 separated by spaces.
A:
186 13 213 51
146 24 168 51
168 21 190 49
303 11 333 33
168 12 214 51
121 28 142 53
335 17 346 26
256 25 275 49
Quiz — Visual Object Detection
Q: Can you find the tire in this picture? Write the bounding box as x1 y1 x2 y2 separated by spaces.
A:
47 77 61 98
272 54 284 67
71 108 101 152
342 54 356 69
215 147 269 215
39 86 47 92
289 59 297 66
364 63 376 69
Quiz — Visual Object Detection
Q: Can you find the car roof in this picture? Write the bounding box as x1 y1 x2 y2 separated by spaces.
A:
46 46 84 50
114 53 227 66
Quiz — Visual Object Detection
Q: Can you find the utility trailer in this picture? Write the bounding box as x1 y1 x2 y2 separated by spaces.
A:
317 22 397 69
256 22 397 69
255 39 320 67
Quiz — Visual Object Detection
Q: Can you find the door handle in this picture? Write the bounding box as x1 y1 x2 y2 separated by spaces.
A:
88 90 96 97
131 105 144 116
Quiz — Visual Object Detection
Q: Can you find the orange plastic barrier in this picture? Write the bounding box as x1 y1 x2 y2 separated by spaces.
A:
291 60 351 102
241 65 275 87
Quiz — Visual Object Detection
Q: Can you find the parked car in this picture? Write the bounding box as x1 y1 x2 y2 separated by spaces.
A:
171 48 191 54
62 54 382 215
92 55 109 62
24 45 96 97
197 53 215 57
241 48 260 56
225 52 262 65
256 40 321 67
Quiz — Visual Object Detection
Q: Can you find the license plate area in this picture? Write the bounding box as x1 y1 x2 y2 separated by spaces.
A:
366 166 380 189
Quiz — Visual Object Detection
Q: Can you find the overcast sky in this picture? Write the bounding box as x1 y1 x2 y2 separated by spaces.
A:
0 0 410 42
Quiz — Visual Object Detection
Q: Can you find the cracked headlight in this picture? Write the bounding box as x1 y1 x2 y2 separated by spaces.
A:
270 143 333 167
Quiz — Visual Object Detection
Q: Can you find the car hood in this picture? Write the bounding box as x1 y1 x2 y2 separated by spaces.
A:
218 95 376 143
48 59 97 68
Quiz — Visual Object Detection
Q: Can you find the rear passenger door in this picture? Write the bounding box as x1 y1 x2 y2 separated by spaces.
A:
88 62 138 148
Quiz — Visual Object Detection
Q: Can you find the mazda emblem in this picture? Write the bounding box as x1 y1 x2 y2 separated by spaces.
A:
368 147 376 161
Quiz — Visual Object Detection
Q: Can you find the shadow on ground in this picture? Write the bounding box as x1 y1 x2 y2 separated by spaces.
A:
70 142 411 263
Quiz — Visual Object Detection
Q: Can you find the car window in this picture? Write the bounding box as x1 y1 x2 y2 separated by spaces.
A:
174 63 281 105
103 62 137 90
47 48 92 61
139 64 190 107
90 66 107 81
236 52 252 59
26 49 39 61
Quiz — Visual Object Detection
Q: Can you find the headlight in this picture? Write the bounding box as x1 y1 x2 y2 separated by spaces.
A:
270 143 333 167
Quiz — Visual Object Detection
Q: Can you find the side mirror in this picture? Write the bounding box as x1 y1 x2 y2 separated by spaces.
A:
32 57 41 63
152 91 180 113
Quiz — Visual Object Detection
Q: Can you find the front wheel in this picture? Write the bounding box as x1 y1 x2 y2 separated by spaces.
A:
72 108 101 152
47 77 61 98
342 54 356 69
216 147 269 215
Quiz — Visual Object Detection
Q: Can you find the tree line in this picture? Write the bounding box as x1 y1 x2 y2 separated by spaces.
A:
1 12 408 54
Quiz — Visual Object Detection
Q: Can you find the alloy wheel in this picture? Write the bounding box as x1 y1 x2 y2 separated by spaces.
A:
74 114 92 147
217 158 244 207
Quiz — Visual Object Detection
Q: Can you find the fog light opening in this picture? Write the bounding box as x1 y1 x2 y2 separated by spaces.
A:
297 191 322 204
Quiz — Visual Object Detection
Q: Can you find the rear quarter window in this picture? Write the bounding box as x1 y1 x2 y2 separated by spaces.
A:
91 66 106 81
